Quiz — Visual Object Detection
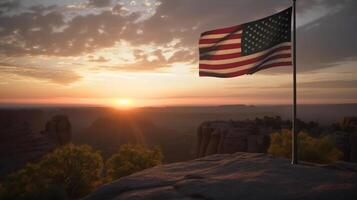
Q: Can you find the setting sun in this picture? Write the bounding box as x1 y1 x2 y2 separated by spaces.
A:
116 98 133 108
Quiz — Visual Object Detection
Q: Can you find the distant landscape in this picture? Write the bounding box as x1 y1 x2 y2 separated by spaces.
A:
1 103 356 162
1 103 357 199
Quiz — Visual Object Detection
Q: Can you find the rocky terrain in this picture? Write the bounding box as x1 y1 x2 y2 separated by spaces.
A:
196 121 273 157
84 152 357 200
197 118 357 162
0 111 71 178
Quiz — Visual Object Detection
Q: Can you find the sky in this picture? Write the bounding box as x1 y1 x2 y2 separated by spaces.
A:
0 0 356 107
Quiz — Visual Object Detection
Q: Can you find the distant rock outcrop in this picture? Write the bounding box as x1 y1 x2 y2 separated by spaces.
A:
43 115 71 145
84 152 357 200
0 113 71 178
329 117 357 163
196 121 270 157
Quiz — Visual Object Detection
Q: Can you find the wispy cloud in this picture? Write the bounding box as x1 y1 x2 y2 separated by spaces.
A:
0 62 81 85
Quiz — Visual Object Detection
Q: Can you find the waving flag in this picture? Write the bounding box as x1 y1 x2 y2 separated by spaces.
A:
199 8 292 78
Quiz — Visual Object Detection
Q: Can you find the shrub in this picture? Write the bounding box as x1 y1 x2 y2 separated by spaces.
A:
106 144 163 181
268 130 343 164
0 163 66 200
0 144 103 200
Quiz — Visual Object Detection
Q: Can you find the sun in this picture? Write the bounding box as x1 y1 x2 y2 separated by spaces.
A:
114 98 134 108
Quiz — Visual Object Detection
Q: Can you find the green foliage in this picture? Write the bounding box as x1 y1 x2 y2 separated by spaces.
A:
268 130 343 164
106 144 163 181
0 163 66 200
0 144 103 200
0 144 163 199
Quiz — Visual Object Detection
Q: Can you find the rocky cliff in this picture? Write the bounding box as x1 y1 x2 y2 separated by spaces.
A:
84 152 357 200
0 114 71 178
197 119 357 162
196 121 272 157
43 115 71 145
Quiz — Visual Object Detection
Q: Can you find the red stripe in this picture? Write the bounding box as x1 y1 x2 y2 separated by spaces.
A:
201 25 242 36
200 68 250 78
199 43 242 54
199 34 242 44
200 52 242 60
200 53 291 71
252 61 292 74
200 46 291 70
199 62 291 78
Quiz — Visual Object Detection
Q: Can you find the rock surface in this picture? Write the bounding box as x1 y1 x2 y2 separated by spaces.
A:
85 153 357 200
197 121 270 157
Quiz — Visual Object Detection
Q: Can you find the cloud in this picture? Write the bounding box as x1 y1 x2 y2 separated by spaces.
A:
88 0 112 8
297 0 357 71
289 80 357 89
126 0 356 72
0 0 21 12
88 55 110 62
0 6 139 56
230 80 357 89
167 49 195 64
0 0 356 73
98 48 167 71
0 62 81 85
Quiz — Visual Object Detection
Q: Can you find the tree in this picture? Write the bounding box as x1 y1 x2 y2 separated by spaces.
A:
106 144 163 181
0 144 103 200
268 130 343 164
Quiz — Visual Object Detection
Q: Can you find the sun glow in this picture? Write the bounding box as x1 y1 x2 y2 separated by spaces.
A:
115 98 133 108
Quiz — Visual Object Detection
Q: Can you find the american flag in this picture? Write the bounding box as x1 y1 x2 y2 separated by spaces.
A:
199 7 292 78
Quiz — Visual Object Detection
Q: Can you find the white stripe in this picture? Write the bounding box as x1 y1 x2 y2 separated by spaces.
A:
200 57 291 74
201 48 242 56
199 42 291 64
199 38 241 48
200 49 290 65
200 31 243 40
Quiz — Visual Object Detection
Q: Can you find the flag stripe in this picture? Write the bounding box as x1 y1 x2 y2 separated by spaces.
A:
199 34 242 44
201 25 242 36
201 48 242 56
199 44 242 54
198 7 292 78
199 68 251 78
200 44 290 67
200 52 242 60
200 57 291 74
200 31 243 39
199 62 291 78
199 38 241 48
200 53 290 69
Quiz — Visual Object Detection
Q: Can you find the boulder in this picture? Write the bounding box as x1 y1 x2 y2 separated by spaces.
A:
84 152 357 200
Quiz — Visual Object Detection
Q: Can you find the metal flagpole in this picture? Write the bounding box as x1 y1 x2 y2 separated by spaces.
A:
291 0 298 165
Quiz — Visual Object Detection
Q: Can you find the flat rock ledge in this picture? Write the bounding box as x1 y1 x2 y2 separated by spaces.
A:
84 153 357 200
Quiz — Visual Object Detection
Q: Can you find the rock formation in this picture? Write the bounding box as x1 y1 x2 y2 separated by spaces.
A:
0 113 71 178
197 118 357 162
196 121 270 157
84 152 357 200
342 117 357 129
43 115 71 145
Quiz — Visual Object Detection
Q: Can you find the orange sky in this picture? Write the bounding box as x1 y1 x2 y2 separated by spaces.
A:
0 0 356 108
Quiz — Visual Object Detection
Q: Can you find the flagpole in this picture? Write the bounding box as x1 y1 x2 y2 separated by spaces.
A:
292 0 298 165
